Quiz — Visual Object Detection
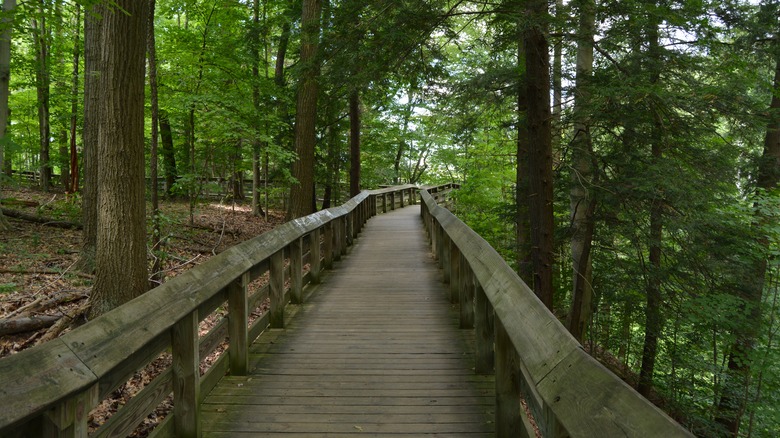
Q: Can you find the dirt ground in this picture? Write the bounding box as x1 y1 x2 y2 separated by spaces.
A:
0 186 285 435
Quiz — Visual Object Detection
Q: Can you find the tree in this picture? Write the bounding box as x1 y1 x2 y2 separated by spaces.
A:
567 0 597 343
0 0 15 232
288 0 322 219
349 89 360 197
31 0 51 192
524 0 555 309
88 0 149 318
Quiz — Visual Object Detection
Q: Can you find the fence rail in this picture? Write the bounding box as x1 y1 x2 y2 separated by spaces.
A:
0 184 421 438
419 187 692 437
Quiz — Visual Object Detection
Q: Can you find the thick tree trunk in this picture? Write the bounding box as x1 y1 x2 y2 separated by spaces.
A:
32 6 51 192
349 89 361 197
524 0 555 310
567 0 597 343
89 0 149 318
288 0 322 220
250 0 265 217
0 0 16 231
715 46 780 436
75 4 101 273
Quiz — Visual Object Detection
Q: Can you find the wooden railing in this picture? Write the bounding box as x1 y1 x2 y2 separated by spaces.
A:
0 184 421 438
419 188 693 438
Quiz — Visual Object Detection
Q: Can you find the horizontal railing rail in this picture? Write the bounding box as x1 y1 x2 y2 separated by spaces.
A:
0 184 424 438
419 188 693 438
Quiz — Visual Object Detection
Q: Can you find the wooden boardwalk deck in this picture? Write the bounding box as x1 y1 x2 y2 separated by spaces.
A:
200 206 495 437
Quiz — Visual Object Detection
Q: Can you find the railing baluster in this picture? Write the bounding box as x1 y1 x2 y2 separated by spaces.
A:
228 272 250 375
324 222 334 269
474 280 495 375
172 310 200 438
310 228 322 284
495 318 529 438
459 254 474 329
340 217 348 256
291 237 303 304
270 249 285 328
42 385 98 438
449 242 460 304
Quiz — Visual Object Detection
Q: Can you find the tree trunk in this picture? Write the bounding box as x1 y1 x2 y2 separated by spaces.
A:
516 30 533 285
32 4 51 192
524 0 554 310
638 20 664 398
349 89 361 197
159 110 176 196
148 0 162 288
288 0 322 220
75 4 101 273
0 0 15 232
89 0 149 318
68 3 80 193
250 0 265 217
567 0 596 343
715 43 780 436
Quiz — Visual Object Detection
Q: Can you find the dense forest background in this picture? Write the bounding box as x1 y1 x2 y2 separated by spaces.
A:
0 0 779 436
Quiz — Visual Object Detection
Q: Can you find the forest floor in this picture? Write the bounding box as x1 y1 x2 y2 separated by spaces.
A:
0 185 286 435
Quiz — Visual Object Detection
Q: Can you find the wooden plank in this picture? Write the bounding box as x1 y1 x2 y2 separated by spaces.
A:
474 281 495 375
310 228 321 284
94 373 169 438
228 272 250 376
450 240 460 304
172 310 200 438
0 339 97 430
459 253 475 329
290 237 303 304
495 318 529 438
269 250 285 329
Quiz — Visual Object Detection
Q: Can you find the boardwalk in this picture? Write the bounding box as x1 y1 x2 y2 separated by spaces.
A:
200 205 496 437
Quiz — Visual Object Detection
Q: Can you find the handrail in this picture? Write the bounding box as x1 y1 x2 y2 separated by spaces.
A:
0 184 422 438
419 188 693 437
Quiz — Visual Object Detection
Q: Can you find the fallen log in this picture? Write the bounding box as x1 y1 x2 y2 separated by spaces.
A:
0 207 83 230
0 314 60 336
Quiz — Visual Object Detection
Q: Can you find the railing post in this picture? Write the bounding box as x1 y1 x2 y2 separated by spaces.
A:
291 237 303 304
459 254 474 329
449 242 460 304
400 189 405 208
390 192 396 210
310 228 322 284
340 217 348 256
324 222 334 269
172 310 200 438
42 384 98 438
430 217 438 259
270 249 285 328
345 213 354 246
228 272 250 375
474 281 494 375
441 233 451 284
495 318 526 438
334 217 343 261
382 193 387 213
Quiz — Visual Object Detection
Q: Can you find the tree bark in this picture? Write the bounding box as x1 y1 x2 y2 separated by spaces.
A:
159 110 176 197
75 3 101 273
516 30 533 285
525 0 555 310
89 0 149 318
32 3 51 192
349 89 361 197
0 0 16 231
148 0 162 288
288 0 322 220
67 3 80 193
567 0 597 343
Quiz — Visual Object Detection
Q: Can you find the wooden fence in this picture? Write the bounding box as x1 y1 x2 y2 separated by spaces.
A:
0 184 420 438
419 187 693 438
